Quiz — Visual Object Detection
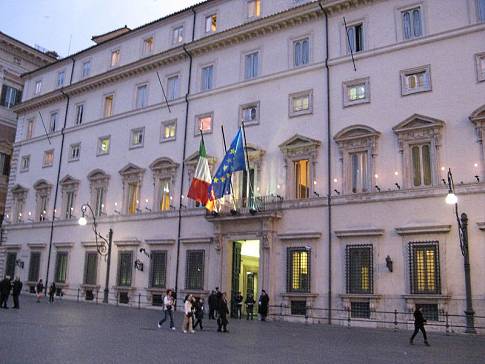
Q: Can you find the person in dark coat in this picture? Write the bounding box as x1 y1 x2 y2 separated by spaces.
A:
0 275 12 309
245 293 256 320
234 291 243 319
410 307 430 346
192 297 205 330
217 292 229 333
48 282 56 303
11 277 23 309
208 290 217 320
35 279 44 303
258 290 269 321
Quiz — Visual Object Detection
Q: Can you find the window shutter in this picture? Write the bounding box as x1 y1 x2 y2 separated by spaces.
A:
0 85 7 106
15 89 22 105
403 12 412 39
302 39 309 64
412 9 422 37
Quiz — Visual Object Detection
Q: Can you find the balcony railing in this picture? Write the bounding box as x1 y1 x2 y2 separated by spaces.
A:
206 195 283 218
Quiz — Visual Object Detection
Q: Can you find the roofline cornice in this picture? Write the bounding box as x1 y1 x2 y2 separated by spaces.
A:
0 32 57 64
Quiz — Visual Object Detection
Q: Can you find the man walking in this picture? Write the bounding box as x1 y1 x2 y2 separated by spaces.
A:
258 290 269 321
217 292 229 333
208 290 216 320
410 306 430 346
0 275 12 309
158 289 176 330
11 277 23 309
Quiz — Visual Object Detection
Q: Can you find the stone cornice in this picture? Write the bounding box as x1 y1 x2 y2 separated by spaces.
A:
114 239 141 247
27 242 47 249
334 228 384 238
145 238 176 245
53 242 75 249
278 232 321 240
395 225 452 235
180 237 213 244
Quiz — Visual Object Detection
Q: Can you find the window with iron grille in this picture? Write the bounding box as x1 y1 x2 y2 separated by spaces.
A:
290 300 307 316
152 294 163 306
416 303 439 321
84 252 97 285
346 245 373 294
5 252 16 278
185 250 204 290
409 242 441 294
287 247 311 293
150 251 167 288
28 252 41 282
351 301 370 319
54 252 68 283
118 252 133 287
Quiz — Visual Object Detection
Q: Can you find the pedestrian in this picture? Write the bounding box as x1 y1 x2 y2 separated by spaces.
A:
234 291 243 319
11 277 23 309
410 307 430 346
35 279 44 303
245 293 255 320
0 275 12 309
217 292 229 333
208 290 216 320
48 282 56 303
182 294 195 334
158 289 175 330
258 289 269 321
193 297 205 331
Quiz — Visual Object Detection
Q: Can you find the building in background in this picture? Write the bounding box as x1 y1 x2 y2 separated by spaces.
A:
2 0 485 332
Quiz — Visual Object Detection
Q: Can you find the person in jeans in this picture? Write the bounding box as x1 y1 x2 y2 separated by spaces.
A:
158 289 175 330
410 306 430 346
35 279 44 303
182 294 195 334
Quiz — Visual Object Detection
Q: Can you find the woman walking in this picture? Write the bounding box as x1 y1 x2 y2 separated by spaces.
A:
158 289 175 330
193 297 205 331
35 279 44 303
183 294 195 334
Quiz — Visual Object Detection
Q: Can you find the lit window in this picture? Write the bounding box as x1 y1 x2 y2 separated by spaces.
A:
64 191 75 219
196 114 213 134
94 187 105 217
136 84 148 109
248 0 261 18
26 119 34 139
172 26 184 44
34 80 42 95
244 52 259 80
20 155 30 171
130 128 144 148
82 61 91 78
143 37 154 55
240 102 259 125
167 75 179 100
402 7 423 40
289 90 313 117
350 151 369 193
69 143 81 161
400 65 431 95
111 49 120 67
43 150 54 167
49 112 57 133
127 182 140 215
287 248 310 293
346 23 363 53
294 38 309 67
346 245 373 294
159 178 171 211
57 71 65 88
294 159 309 199
411 144 432 187
1 85 22 108
104 95 114 117
201 65 214 91
205 14 217 33
75 104 84 125
161 120 176 142
343 78 370 107
97 136 110 155
409 242 440 294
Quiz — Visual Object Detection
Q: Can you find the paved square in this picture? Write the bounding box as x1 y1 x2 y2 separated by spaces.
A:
0 296 484 364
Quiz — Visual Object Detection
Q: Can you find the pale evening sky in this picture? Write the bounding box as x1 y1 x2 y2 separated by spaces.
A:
0 0 203 57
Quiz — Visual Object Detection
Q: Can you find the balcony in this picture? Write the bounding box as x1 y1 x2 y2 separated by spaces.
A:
205 195 283 221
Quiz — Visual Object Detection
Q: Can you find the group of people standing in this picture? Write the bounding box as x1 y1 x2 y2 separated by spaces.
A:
0 276 22 309
231 289 269 321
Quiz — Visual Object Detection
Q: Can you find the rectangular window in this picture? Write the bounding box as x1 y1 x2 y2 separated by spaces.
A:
49 112 57 133
111 49 120 67
289 90 312 117
64 191 75 219
75 104 84 125
159 178 171 211
167 75 179 100
82 61 91 78
34 80 42 95
201 65 214 91
143 37 154 55
402 7 423 40
38 195 48 221
150 251 167 288
244 52 259 80
480 0 485 22
135 84 148 109
54 252 68 283
411 144 432 187
97 136 110 155
0 85 22 108
0 152 10 176
294 159 309 199
205 14 217 33
294 38 309 67
57 71 65 88
162 120 176 142
84 253 98 285
240 102 259 124
350 151 369 193
5 252 16 278
401 65 431 95
196 113 213 134
346 82 368 104
346 23 363 53
351 301 370 319
26 119 34 139
14 198 24 223
287 247 311 293
409 242 441 294
94 187 105 216
476 53 485 82
127 183 140 215
416 303 439 321
290 300 307 316
172 26 184 44
20 155 30 171
130 128 144 148
248 0 261 18
118 251 133 287
43 150 54 167
185 250 204 290
346 245 373 294
28 252 41 282
104 95 114 117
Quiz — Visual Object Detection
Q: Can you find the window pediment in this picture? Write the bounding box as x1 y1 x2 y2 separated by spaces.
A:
59 174 80 188
119 163 145 177
470 105 485 124
334 125 380 153
245 143 265 162
11 184 28 197
184 151 216 167
87 169 110 182
393 114 444 150
149 157 179 174
279 134 320 159
33 179 52 192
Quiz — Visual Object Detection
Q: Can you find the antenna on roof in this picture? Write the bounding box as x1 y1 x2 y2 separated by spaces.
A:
156 71 172 113
38 112 52 145
67 34 72 56
343 17 357 72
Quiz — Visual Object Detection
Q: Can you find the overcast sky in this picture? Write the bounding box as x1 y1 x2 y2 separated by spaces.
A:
0 0 201 57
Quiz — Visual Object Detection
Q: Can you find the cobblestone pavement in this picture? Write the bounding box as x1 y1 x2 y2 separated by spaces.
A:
0 296 484 364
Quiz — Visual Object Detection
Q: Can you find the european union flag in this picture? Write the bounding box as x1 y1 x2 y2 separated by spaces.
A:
210 127 246 199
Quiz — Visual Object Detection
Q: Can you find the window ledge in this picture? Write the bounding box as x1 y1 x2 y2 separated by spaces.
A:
402 294 450 301
281 292 318 298
395 225 451 235
340 294 382 300
278 231 321 240
54 283 68 288
146 287 167 293
335 228 384 238
80 284 100 290
112 286 136 291
179 289 210 296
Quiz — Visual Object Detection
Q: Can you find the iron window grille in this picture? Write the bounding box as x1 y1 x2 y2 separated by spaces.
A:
118 252 133 287
351 301 370 319
290 300 307 316
84 252 98 285
185 250 205 290
150 251 167 288
409 241 441 294
287 247 311 293
416 303 439 321
5 252 16 278
152 294 163 306
54 252 68 283
28 252 41 282
346 244 373 294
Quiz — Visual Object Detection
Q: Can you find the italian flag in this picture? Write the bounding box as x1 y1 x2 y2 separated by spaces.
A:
187 139 212 207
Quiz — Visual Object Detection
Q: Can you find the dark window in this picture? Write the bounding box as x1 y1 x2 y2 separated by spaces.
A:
0 152 11 176
409 242 441 294
118 252 133 287
54 252 68 283
347 23 363 53
0 85 22 108
150 251 167 288
287 247 311 293
416 303 439 321
152 294 163 307
346 245 373 294
351 301 370 319
84 253 97 285
5 252 16 278
119 291 129 304
185 250 204 290
28 252 41 282
290 300 307 316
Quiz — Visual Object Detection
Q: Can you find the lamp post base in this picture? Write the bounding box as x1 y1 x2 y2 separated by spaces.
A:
464 310 476 334
103 288 109 304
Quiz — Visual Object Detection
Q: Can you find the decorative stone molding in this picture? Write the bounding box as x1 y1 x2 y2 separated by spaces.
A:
4 244 21 250
334 228 384 238
114 239 141 247
81 241 99 248
27 242 47 249
149 157 178 211
395 225 451 235
59 175 80 219
470 104 485 179
180 237 212 245
119 163 145 214
340 294 382 312
278 232 321 240
53 242 75 249
33 179 52 221
145 238 176 245
87 169 110 214
402 294 451 313
10 184 28 223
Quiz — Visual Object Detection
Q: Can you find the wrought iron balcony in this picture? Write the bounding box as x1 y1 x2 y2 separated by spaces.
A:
206 195 283 219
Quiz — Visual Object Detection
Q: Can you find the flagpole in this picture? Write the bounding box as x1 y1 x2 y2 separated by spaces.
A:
241 122 255 210
221 125 237 211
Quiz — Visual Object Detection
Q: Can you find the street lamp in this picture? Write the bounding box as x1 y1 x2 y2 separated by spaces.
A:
79 203 113 304
445 168 476 333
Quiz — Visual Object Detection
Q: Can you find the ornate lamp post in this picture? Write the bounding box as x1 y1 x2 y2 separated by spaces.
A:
79 203 113 304
445 168 476 333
